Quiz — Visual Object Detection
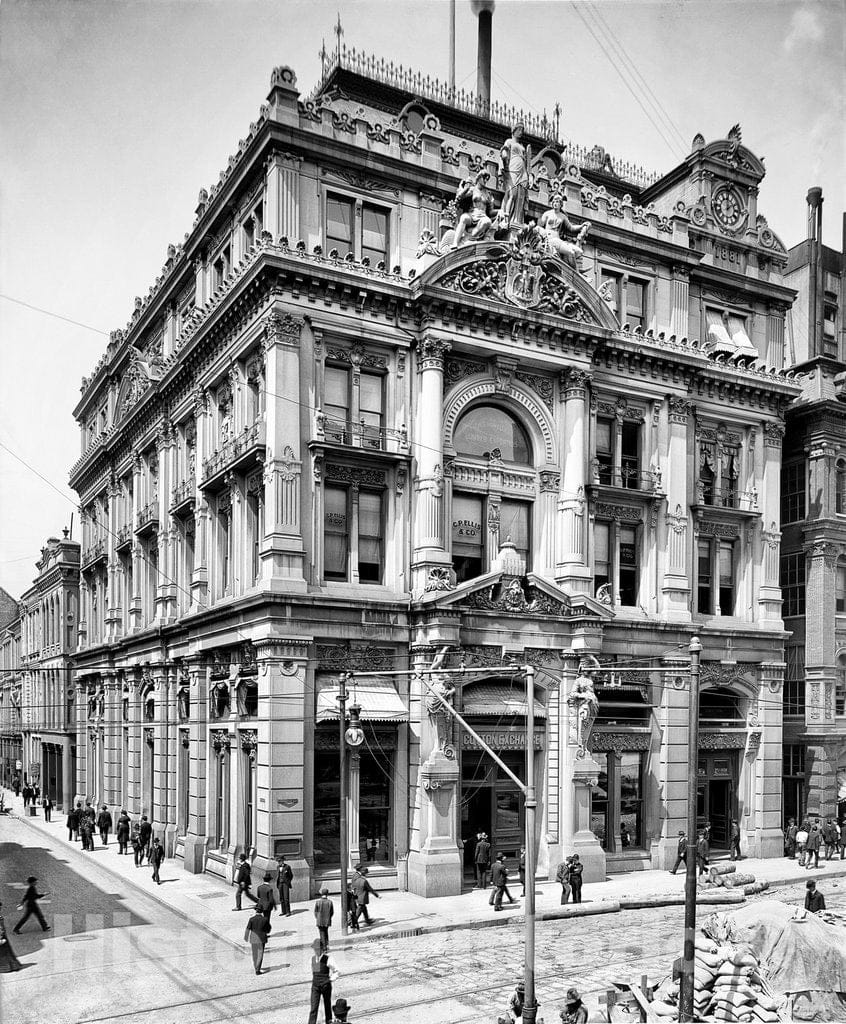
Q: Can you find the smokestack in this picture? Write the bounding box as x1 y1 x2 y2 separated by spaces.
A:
448 0 456 94
471 0 494 116
807 185 823 241
806 187 824 356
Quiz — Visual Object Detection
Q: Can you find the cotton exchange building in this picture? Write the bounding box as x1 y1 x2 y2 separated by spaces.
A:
67 51 800 897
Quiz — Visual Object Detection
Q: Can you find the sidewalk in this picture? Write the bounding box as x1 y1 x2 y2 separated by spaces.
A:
7 789 846 956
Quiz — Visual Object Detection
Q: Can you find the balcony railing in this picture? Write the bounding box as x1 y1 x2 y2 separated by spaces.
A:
170 477 196 515
696 483 758 512
136 500 160 534
592 459 660 492
81 538 107 568
115 524 132 551
201 420 266 489
315 412 409 454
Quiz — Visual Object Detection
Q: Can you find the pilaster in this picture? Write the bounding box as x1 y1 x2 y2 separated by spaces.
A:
669 265 690 340
265 150 301 241
183 660 209 873
660 397 692 619
190 389 210 611
556 369 592 593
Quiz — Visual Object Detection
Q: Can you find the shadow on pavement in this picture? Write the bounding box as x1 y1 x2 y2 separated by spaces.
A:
0 840 149 955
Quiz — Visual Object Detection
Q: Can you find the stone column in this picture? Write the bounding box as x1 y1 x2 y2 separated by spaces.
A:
74 680 87 803
183 660 208 873
757 421 786 626
265 151 301 242
348 750 361 870
129 454 144 631
661 397 692 619
669 265 690 340
543 672 561 876
103 673 120 808
252 639 310 900
156 425 177 622
125 671 142 813
191 388 210 611
411 334 453 597
261 311 306 588
805 536 839 818
106 478 122 639
151 668 169 845
651 655 690 869
556 369 592 593
765 302 787 370
746 661 786 858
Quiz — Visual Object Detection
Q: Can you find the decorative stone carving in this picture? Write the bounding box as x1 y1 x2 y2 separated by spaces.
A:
539 470 561 492
315 643 393 673
591 731 651 753
325 465 386 487
700 661 752 690
463 577 570 616
498 123 530 231
595 502 642 523
451 171 495 247
264 311 304 349
537 193 590 270
515 371 554 410
568 660 599 757
698 520 740 539
462 645 505 667
418 337 450 370
211 729 231 754
763 421 785 447
698 732 746 750
424 567 454 592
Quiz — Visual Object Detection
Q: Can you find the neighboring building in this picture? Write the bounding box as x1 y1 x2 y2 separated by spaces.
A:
18 532 81 809
781 188 846 824
68 35 800 895
0 591 22 788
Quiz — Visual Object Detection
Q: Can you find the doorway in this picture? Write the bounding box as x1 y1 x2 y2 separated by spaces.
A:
460 750 525 877
697 753 737 848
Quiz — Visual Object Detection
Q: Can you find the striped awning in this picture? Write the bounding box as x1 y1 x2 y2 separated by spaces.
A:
316 677 408 723
461 684 547 719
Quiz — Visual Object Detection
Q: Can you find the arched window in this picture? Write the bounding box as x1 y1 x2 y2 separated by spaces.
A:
454 405 532 465
699 688 744 725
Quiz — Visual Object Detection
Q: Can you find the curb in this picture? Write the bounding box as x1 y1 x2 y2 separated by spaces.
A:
12 810 244 954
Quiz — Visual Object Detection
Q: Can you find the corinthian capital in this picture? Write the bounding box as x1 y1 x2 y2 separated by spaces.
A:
418 336 451 370
264 310 305 350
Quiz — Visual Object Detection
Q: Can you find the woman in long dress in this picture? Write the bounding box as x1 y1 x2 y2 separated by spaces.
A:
0 901 22 972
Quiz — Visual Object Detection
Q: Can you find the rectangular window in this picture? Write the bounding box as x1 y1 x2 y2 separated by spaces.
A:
718 540 735 615
600 271 620 320
618 525 638 606
361 204 389 265
324 365 351 442
358 491 383 583
780 461 806 524
326 194 354 254
780 552 806 618
212 243 231 290
359 371 384 448
698 538 734 615
595 418 613 484
594 522 611 594
626 279 646 330
499 500 531 570
620 422 640 489
324 485 349 581
837 465 846 515
784 646 806 716
595 414 641 489
619 752 644 848
836 675 846 717
452 494 484 583
837 565 846 613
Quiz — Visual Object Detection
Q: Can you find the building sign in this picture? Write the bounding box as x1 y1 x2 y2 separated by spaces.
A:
708 239 747 273
29 763 40 779
462 730 544 752
452 519 481 539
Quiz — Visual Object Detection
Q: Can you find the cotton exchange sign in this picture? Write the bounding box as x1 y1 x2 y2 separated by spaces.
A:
462 730 544 751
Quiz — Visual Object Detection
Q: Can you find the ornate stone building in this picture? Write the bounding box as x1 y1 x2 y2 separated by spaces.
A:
68 49 800 894
0 589 23 789
780 188 846 823
18 533 81 810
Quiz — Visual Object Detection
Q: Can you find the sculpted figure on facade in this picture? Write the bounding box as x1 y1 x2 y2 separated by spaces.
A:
451 171 495 248
499 123 530 231
538 194 590 270
568 658 600 756
425 647 455 755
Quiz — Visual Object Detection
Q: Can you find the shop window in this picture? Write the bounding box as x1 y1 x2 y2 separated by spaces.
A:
836 654 846 717
784 646 805 717
322 484 384 584
780 551 806 618
325 192 390 265
697 538 735 615
780 460 806 524
619 752 643 848
454 405 532 465
452 494 484 582
590 750 645 851
593 521 639 606
699 688 744 727
782 743 805 825
358 747 393 864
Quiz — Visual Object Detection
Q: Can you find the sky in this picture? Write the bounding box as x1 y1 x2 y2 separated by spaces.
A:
0 0 843 601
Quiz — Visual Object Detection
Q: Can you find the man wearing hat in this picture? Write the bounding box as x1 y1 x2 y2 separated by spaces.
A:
13 876 50 934
474 831 491 889
332 997 351 1023
313 886 334 953
670 830 687 874
508 981 525 1019
560 987 587 1023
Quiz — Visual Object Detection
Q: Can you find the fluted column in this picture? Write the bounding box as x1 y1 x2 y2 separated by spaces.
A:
348 750 361 870
660 397 692 619
126 670 142 812
669 264 689 339
74 680 87 802
129 455 143 631
106 478 122 639
191 388 210 612
103 673 121 807
805 540 838 742
265 151 301 242
758 421 786 626
183 660 209 873
261 310 306 587
556 369 591 593
765 302 787 370
412 334 452 596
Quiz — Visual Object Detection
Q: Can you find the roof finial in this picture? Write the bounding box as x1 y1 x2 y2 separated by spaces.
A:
319 37 328 74
334 11 344 59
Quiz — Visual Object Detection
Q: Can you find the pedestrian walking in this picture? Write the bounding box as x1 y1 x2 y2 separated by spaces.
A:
839 818 846 860
12 777 20 797
491 854 515 911
555 857 571 905
568 854 583 904
670 831 687 874
806 824 822 869
331 997 351 1023
116 811 131 855
244 908 271 975
256 872 277 920
13 877 50 934
276 854 293 916
81 801 96 851
22 784 31 808
796 821 810 866
308 938 339 1024
138 815 153 862
345 885 359 931
150 838 164 884
703 821 712 859
313 886 334 953
41 796 53 822
67 802 80 842
33 785 40 802
0 901 22 973
474 832 491 889
805 879 826 913
696 831 709 875
131 822 144 866
233 852 256 911
729 818 742 861
785 818 798 858
97 805 112 846
822 818 837 860
518 846 526 897
349 865 379 926
560 987 588 1024
365 835 378 862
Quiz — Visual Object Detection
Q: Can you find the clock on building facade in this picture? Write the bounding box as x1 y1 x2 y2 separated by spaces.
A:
712 184 745 232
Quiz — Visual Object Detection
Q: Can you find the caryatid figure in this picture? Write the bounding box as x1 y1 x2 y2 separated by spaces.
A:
499 123 531 230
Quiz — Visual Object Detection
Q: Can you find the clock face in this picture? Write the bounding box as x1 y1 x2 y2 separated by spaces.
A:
712 186 744 230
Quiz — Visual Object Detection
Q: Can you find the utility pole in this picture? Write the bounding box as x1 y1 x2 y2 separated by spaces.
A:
523 665 538 1024
338 672 349 936
679 636 702 1022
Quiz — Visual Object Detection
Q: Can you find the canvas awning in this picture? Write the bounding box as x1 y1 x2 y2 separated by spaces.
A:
461 684 547 718
316 677 408 723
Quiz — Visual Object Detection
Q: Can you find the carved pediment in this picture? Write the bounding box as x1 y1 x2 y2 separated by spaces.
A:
417 232 619 330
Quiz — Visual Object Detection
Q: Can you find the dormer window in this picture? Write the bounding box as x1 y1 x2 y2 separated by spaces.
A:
242 201 264 251
212 243 231 291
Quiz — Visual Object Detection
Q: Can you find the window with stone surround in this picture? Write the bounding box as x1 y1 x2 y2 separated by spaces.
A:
451 494 532 583
780 460 806 524
592 519 639 606
322 474 385 584
594 413 642 489
697 424 741 509
246 473 264 585
779 551 806 618
321 352 389 449
784 645 805 717
211 241 231 291
598 269 649 330
696 537 735 616
836 653 846 716
837 561 846 614
241 199 264 252
836 459 846 515
324 191 390 266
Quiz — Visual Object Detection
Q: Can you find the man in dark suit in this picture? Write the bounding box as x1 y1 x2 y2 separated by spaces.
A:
244 909 271 974
350 865 380 926
42 796 53 822
806 824 822 869
233 853 255 911
256 872 277 921
13 876 50 934
670 831 687 874
138 815 153 862
730 819 742 861
474 832 491 889
696 831 709 875
313 886 334 952
491 854 512 911
150 838 165 884
276 855 294 916
97 805 113 846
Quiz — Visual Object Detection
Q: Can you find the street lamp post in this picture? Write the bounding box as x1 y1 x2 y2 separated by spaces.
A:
679 636 702 1023
338 673 349 936
522 665 539 1024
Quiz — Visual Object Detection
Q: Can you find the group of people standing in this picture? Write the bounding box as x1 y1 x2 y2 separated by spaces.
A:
471 833 535 911
64 802 164 881
784 816 846 866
